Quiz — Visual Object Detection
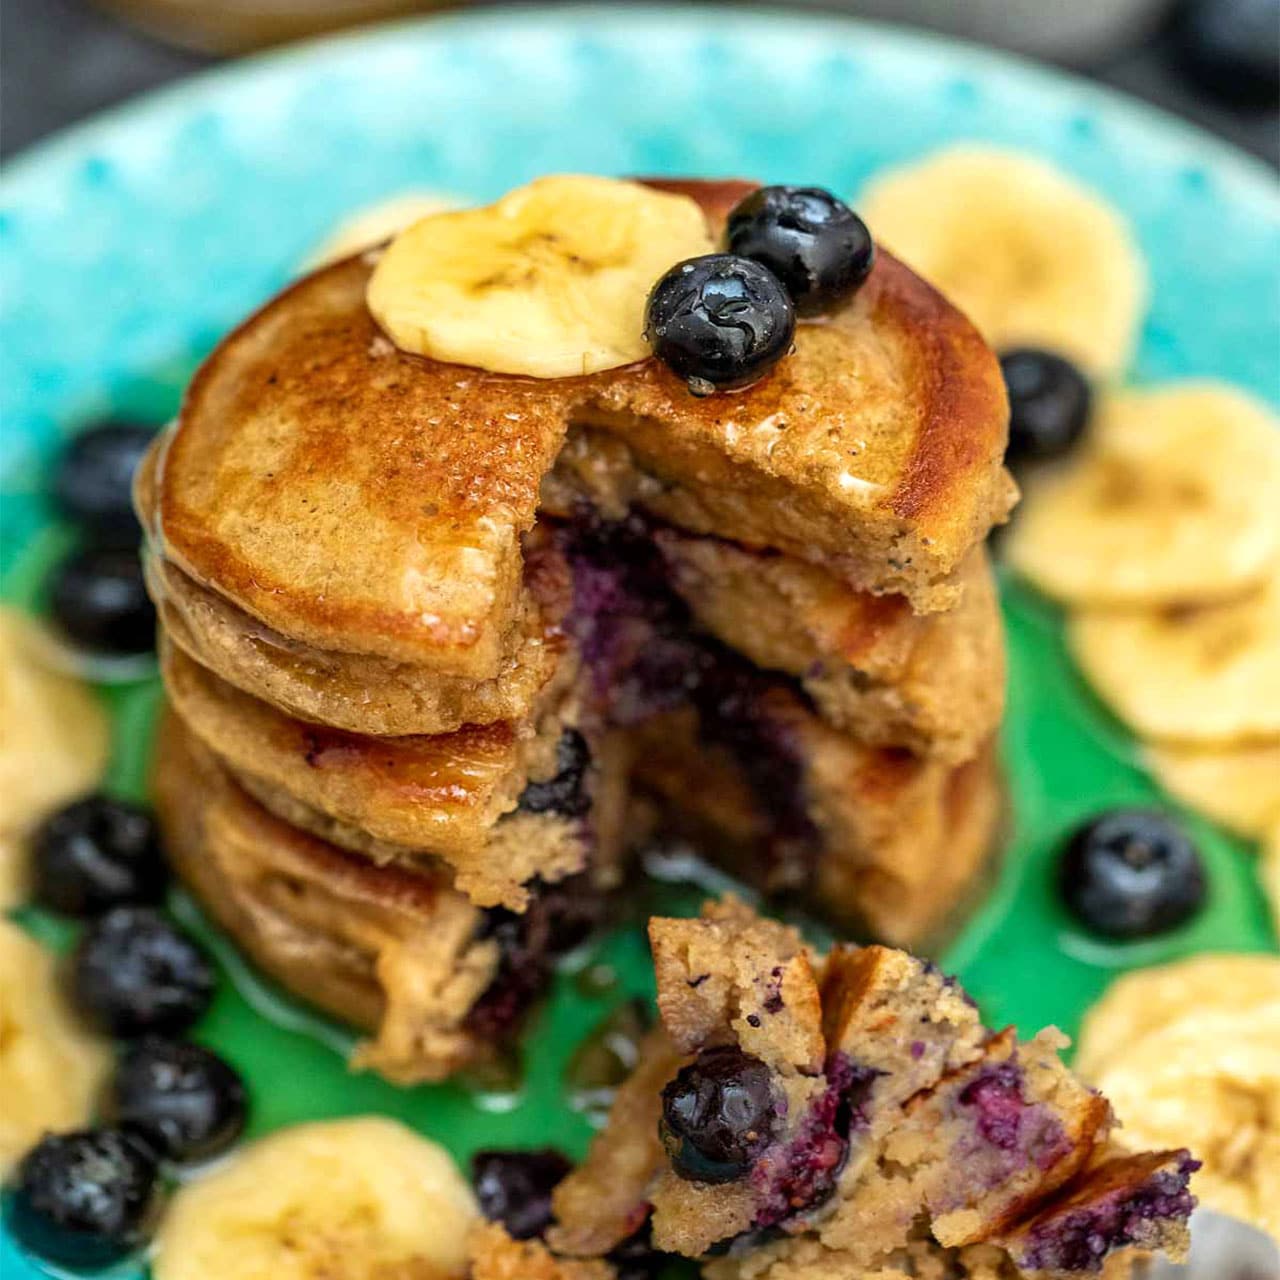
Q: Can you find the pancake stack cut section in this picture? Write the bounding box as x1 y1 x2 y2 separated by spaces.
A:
138 178 1014 1083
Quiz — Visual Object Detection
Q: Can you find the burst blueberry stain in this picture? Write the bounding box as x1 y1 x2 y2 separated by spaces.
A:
959 1061 1026 1150
1019 1155 1199 1271
748 1054 879 1231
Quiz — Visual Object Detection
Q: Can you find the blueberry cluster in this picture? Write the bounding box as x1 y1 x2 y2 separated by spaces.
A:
646 185 875 394
5 795 247 1270
46 420 158 661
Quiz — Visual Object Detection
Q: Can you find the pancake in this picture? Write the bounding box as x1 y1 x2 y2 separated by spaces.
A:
147 181 1011 676
630 698 1001 948
153 713 499 1084
813 738 1002 948
146 507 1000 764
160 642 596 909
137 445 571 736
651 533 1005 762
147 551 563 736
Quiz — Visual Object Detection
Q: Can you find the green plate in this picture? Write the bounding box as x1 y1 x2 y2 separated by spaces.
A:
2 9 1277 1276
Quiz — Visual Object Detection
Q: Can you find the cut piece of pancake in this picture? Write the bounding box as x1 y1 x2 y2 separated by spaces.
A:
551 899 1194 1278
159 642 592 909
630 699 1001 948
652 532 1005 763
153 714 506 1083
148 182 1011 677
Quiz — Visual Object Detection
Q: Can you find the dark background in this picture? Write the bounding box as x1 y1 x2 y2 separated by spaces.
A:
2 0 1278 164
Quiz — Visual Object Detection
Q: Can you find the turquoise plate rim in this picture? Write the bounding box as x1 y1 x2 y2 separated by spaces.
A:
3 4 1280 198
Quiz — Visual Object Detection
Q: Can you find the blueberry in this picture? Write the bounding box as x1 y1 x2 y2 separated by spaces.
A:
70 907 216 1038
646 254 795 393
999 348 1092 462
1059 810 1207 939
661 1045 778 1183
518 730 592 817
5 1128 162 1269
31 794 168 917
471 1148 572 1239
52 422 155 545
1172 0 1280 109
727 185 874 313
107 1039 247 1164
48 547 156 655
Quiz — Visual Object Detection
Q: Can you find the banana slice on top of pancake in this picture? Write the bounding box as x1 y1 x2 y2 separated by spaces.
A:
1146 740 1280 839
152 1117 478 1280
1008 383 1280 608
1070 565 1280 746
367 174 715 378
859 145 1146 378
0 922 113 1175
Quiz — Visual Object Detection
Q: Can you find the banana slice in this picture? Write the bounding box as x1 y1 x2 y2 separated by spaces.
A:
1076 953 1280 1079
306 190 464 269
1089 1001 1280 1239
1078 955 1280 1238
859 145 1146 378
152 1116 478 1280
1147 740 1280 838
1070 567 1280 745
0 606 111 907
1008 384 1280 608
367 175 715 378
0 921 112 1175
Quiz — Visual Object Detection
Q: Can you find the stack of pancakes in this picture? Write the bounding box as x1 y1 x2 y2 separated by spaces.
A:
139 179 1015 1083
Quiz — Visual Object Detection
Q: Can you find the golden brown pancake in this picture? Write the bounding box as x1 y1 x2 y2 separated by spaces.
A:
160 641 592 909
153 713 500 1084
136 439 572 735
146 499 1000 764
147 551 562 736
630 701 1001 948
813 739 1003 948
147 182 1011 677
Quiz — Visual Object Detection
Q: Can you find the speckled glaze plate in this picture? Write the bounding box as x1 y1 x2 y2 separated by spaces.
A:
2 8 1278 1275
